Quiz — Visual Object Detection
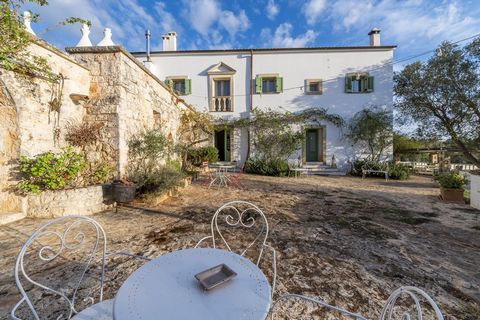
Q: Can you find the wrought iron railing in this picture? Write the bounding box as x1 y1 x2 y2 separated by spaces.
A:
211 96 233 112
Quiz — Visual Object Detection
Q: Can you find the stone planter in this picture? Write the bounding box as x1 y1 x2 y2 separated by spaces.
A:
471 174 480 209
26 185 114 218
112 183 136 203
440 187 464 203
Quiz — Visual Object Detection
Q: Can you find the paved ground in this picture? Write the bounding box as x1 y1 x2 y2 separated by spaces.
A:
1 174 479 319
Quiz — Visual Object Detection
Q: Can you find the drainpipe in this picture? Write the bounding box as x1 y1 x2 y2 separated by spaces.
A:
245 50 254 163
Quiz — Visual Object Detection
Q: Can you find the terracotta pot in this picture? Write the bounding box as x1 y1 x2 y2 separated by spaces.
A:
440 187 464 203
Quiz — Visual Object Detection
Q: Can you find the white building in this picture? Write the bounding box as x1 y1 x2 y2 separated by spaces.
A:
131 29 395 171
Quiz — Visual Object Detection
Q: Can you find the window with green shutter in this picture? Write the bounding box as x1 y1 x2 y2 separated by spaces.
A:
165 77 191 95
275 76 283 93
345 73 373 93
255 76 263 94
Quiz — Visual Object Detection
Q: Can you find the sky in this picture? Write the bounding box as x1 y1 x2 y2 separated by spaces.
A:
23 0 480 69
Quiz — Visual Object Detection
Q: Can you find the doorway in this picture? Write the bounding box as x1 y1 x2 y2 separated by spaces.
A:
305 128 320 162
214 129 231 162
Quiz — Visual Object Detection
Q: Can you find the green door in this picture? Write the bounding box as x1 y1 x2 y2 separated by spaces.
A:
214 129 231 162
306 129 319 162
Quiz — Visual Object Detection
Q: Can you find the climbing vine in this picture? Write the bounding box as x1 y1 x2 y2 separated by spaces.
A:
0 0 89 80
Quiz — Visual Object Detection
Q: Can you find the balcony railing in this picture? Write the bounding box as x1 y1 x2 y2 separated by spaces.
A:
210 96 233 112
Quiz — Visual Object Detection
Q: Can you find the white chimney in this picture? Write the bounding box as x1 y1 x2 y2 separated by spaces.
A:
167 32 177 51
23 11 36 35
368 28 381 46
162 32 177 51
162 34 170 51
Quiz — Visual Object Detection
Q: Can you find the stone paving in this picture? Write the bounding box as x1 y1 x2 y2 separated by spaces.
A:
1 174 479 319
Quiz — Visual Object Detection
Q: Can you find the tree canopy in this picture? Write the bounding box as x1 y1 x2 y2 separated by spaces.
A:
344 107 393 162
394 38 480 167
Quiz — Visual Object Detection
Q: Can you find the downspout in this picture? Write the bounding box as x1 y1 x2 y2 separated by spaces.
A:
245 49 253 164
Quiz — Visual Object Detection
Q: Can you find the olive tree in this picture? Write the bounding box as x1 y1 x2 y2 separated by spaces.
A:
345 107 393 162
394 39 480 167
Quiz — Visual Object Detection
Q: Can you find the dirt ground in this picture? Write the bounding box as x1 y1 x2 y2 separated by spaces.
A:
0 174 479 319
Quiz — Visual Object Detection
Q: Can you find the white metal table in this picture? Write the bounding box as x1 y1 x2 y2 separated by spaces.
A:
208 164 236 188
113 248 271 320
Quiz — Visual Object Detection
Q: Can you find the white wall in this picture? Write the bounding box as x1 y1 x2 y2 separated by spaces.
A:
134 47 394 170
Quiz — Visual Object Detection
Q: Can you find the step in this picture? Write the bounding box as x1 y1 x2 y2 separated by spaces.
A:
0 212 27 225
309 170 347 176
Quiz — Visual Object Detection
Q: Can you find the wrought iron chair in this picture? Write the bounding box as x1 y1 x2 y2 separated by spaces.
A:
194 201 277 296
11 215 150 320
269 286 444 320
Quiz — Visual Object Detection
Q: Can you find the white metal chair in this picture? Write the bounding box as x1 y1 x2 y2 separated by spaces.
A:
11 215 150 320
270 286 444 320
194 200 277 296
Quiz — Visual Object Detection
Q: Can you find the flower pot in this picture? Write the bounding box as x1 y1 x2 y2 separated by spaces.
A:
112 183 136 203
440 187 464 203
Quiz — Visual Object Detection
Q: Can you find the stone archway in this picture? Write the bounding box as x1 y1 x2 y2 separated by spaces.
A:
0 78 22 217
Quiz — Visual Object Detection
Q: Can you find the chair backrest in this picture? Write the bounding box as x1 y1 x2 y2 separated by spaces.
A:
209 201 269 265
12 216 107 320
269 294 368 320
380 286 444 320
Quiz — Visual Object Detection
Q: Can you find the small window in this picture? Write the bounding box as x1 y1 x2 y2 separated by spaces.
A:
255 75 283 94
345 73 373 93
305 79 323 95
165 77 191 95
214 79 231 96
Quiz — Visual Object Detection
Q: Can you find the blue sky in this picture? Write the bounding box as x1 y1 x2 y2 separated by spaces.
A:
24 0 480 68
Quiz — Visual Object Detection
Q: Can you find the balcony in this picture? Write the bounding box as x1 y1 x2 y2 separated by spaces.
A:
210 96 233 112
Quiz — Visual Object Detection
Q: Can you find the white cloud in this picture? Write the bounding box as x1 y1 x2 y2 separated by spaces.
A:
183 0 220 35
302 0 327 26
261 23 317 48
330 0 480 47
266 0 279 20
219 10 250 38
154 2 181 34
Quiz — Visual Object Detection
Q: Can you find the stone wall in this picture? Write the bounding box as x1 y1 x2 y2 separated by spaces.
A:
0 40 90 221
66 46 189 178
0 42 189 224
26 185 113 218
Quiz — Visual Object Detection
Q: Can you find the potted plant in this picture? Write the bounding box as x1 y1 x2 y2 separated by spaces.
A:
435 172 466 203
112 177 137 203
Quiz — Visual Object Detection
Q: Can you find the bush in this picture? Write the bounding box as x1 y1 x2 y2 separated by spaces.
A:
187 146 218 167
435 172 466 189
17 147 86 194
388 163 410 180
245 158 290 177
130 164 186 195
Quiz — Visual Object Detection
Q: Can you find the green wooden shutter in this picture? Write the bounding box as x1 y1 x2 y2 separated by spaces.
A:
345 75 353 93
184 79 191 95
318 80 323 94
275 76 283 93
367 76 374 92
255 76 262 94
165 79 172 89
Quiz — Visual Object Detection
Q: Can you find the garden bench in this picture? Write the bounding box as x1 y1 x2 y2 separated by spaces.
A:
362 161 389 181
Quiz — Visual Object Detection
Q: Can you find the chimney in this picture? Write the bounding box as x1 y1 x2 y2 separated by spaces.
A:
162 34 170 51
162 32 177 51
368 28 381 46
145 29 151 61
167 32 177 51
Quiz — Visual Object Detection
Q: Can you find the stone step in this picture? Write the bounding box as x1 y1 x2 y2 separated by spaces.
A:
309 170 347 176
0 212 26 225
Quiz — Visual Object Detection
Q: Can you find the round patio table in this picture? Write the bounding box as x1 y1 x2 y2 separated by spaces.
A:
113 248 271 320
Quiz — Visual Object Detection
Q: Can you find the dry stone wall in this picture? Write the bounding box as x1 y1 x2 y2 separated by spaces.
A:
66 46 189 178
0 40 90 220
0 43 189 223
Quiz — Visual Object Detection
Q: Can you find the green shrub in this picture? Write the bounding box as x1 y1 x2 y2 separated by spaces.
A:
17 147 86 194
388 163 410 180
245 158 290 177
130 164 186 195
435 172 466 189
187 146 218 167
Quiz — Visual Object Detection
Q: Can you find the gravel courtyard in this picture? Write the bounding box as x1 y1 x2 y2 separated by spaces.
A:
1 174 479 319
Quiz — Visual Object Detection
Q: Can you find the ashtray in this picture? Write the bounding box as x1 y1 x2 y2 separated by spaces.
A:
194 264 237 291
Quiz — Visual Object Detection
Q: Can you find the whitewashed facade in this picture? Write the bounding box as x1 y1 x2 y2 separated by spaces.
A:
132 30 395 171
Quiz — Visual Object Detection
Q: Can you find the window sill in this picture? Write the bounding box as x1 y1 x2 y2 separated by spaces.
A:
345 91 373 94
258 92 282 94
306 92 322 95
